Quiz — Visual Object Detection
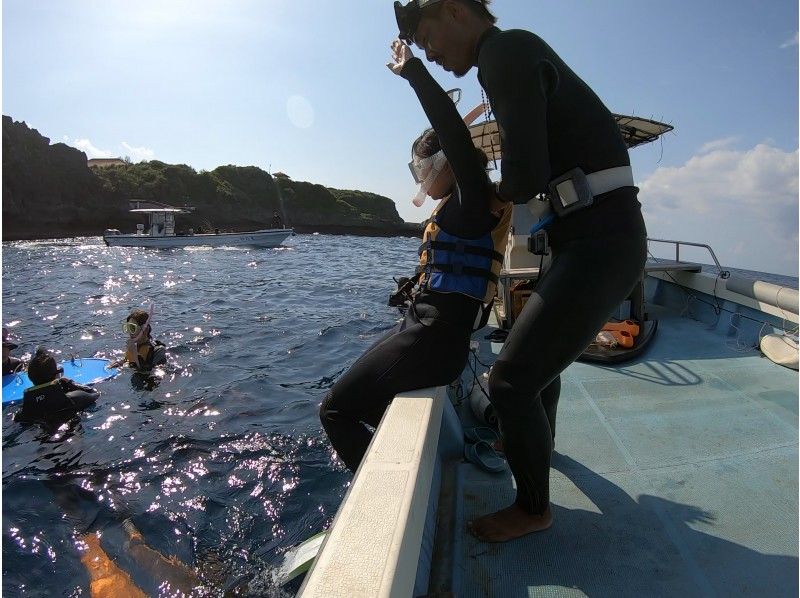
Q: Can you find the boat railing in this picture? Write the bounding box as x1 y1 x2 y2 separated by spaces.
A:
647 238 728 277
646 238 798 319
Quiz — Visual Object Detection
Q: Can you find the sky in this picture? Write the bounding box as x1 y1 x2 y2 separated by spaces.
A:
2 0 798 276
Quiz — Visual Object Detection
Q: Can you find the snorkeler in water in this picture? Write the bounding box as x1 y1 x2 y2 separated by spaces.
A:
109 306 167 372
15 347 100 425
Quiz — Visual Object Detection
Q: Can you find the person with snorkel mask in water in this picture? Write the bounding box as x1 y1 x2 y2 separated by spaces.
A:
109 306 166 372
319 37 512 474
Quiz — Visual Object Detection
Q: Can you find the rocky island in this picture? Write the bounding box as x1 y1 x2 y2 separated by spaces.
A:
2 116 420 241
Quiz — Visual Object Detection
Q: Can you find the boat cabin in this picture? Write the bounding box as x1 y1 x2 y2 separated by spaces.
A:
130 208 190 237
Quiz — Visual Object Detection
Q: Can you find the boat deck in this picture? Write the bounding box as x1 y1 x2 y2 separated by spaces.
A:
452 306 798 597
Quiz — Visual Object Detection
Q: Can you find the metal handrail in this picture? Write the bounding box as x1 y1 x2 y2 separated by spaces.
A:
647 238 728 277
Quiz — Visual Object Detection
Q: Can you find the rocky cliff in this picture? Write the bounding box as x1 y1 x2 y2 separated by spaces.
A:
2 116 418 240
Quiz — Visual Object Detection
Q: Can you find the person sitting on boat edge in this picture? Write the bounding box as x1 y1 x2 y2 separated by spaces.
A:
3 327 24 375
271 211 284 229
109 307 167 372
318 40 511 473
396 0 648 542
15 347 100 424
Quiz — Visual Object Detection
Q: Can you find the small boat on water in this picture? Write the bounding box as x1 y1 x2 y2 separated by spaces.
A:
103 208 292 249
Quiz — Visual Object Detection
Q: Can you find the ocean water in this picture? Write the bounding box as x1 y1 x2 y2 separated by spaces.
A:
1 234 420 597
3 234 796 597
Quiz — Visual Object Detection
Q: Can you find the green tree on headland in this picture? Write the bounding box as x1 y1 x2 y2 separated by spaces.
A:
2 115 415 240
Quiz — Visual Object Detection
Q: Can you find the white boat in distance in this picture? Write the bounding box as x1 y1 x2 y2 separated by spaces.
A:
103 208 292 248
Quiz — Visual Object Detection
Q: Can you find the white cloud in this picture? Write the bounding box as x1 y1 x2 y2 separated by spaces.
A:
780 32 798 49
63 136 155 162
70 138 113 158
698 137 738 154
121 141 155 162
639 141 799 276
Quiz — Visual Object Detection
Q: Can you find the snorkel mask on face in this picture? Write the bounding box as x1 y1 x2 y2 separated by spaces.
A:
125 303 154 368
123 321 143 336
410 150 447 207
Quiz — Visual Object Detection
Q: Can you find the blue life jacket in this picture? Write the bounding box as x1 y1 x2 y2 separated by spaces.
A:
416 195 511 303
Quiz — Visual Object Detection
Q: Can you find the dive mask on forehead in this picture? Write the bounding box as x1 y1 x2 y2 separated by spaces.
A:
395 0 483 42
394 0 443 43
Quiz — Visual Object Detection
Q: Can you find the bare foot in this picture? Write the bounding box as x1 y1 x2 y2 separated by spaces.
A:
467 503 552 542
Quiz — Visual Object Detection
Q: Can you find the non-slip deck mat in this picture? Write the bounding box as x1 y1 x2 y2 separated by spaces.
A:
452 312 798 597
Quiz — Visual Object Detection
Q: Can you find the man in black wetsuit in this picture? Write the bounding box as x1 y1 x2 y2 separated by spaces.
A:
395 0 647 542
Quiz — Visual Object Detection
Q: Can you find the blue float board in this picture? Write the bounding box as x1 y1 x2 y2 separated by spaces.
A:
2 358 118 404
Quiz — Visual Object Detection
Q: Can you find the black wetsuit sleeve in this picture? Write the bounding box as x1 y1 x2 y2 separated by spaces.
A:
64 389 99 410
400 58 492 228
61 379 96 394
59 379 99 410
478 32 559 203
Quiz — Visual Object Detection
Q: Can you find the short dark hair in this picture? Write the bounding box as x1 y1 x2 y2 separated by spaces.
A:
28 347 60 385
463 0 496 23
412 128 441 160
412 128 490 168
426 0 497 25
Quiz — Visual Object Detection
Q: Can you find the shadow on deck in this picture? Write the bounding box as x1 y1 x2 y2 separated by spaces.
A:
454 310 798 597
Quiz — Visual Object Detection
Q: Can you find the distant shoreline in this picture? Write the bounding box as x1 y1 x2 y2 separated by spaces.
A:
2 222 423 243
291 223 422 237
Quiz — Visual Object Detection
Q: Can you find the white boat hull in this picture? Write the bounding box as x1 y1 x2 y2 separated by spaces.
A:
103 228 292 248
